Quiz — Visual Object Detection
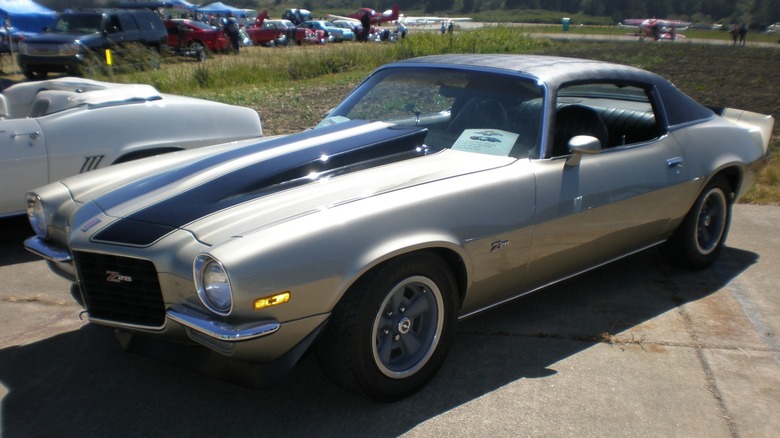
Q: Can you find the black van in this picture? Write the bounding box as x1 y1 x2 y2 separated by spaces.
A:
17 9 167 79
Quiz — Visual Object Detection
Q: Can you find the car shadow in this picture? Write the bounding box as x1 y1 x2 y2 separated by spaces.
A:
0 245 757 436
0 216 38 266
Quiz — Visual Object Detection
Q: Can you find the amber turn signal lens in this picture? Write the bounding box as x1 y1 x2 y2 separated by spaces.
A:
253 292 291 310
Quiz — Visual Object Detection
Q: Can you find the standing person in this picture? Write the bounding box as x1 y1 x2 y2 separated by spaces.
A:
448 21 454 34
440 21 445 34
397 21 407 39
225 12 240 54
739 24 747 46
730 26 739 46
360 11 370 42
651 21 660 41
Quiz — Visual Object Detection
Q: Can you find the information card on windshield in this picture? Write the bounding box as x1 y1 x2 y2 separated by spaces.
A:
451 129 518 156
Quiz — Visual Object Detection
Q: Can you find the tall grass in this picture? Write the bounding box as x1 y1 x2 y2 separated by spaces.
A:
110 27 547 95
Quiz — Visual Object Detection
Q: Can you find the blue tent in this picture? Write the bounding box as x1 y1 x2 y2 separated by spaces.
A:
0 0 56 34
195 2 246 17
119 0 196 11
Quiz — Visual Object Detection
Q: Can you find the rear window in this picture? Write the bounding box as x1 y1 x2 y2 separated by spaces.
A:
654 80 713 127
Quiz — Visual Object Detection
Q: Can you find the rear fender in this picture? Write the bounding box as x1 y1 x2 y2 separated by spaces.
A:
720 108 774 154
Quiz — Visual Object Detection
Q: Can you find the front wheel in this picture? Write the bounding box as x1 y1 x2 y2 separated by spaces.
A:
664 176 732 270
317 252 458 401
22 69 48 80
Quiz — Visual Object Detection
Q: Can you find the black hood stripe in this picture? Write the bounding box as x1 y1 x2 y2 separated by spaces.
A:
92 121 429 246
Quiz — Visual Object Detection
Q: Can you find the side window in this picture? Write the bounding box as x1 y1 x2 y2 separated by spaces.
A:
552 82 660 157
134 12 158 31
118 14 138 32
108 15 122 32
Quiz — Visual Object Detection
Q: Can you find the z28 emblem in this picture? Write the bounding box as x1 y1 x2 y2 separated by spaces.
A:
106 271 133 283
490 240 509 252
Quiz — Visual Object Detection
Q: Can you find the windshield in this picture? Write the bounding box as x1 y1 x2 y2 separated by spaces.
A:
50 14 103 34
318 67 544 158
186 20 218 31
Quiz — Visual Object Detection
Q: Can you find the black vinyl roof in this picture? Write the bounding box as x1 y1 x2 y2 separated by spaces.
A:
396 54 664 89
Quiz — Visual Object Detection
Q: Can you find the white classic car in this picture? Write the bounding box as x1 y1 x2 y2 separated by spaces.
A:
25 55 773 401
0 77 262 217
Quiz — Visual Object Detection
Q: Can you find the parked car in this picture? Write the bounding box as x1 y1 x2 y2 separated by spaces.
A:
16 9 167 79
298 20 354 42
331 19 362 36
325 21 356 41
0 77 262 217
244 15 287 46
165 19 230 54
247 17 322 45
25 55 772 401
282 8 312 26
764 23 780 33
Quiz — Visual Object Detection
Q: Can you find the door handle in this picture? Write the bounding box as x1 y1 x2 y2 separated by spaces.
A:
11 131 40 140
666 156 684 168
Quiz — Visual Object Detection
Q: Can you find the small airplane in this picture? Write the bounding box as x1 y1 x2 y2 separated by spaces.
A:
328 4 399 25
397 15 472 26
620 18 690 41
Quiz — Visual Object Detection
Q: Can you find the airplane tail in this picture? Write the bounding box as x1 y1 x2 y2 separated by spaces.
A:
388 4 399 21
256 10 268 26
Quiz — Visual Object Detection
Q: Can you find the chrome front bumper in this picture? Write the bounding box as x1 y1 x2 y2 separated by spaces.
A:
167 305 280 342
25 236 77 281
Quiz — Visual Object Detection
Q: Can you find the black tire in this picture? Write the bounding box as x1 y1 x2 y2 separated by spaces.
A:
664 176 732 270
22 69 48 80
317 252 458 401
189 40 205 52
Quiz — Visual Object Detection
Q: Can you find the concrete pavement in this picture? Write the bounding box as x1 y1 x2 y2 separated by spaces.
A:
0 205 778 437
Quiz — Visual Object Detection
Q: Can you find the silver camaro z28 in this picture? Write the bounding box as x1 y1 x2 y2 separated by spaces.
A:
25 55 773 401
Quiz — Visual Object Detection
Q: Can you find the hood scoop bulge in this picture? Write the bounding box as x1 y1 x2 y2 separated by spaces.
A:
92 121 430 246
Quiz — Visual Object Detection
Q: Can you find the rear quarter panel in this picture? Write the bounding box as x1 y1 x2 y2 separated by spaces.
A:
670 116 769 200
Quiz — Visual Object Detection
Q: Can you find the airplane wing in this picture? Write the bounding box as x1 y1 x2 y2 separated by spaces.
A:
327 14 360 23
399 15 471 25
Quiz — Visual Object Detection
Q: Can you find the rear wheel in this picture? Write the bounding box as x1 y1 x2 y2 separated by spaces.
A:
664 176 732 270
317 252 458 401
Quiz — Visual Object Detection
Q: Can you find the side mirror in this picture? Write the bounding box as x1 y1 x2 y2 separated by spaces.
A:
565 135 601 167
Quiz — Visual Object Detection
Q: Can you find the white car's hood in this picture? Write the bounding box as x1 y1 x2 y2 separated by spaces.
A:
84 120 514 247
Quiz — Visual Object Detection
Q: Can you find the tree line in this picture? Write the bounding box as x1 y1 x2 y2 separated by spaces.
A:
405 0 779 27
37 0 780 29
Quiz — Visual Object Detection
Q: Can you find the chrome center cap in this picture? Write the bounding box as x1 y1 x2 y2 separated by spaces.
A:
397 317 412 335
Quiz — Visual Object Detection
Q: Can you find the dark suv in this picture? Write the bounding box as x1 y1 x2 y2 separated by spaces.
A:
17 9 167 79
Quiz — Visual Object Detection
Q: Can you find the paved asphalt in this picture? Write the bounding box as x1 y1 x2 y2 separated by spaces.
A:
0 204 778 437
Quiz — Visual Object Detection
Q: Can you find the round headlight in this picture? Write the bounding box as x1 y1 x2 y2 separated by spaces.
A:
194 255 232 315
26 193 48 238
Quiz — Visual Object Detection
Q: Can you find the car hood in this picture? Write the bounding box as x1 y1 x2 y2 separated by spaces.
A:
23 32 99 44
82 120 513 247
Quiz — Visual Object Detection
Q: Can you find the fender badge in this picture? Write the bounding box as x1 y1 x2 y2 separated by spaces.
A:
81 217 101 232
490 240 509 252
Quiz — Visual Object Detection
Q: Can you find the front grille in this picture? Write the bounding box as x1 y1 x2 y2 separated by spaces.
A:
25 44 65 56
74 251 166 328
